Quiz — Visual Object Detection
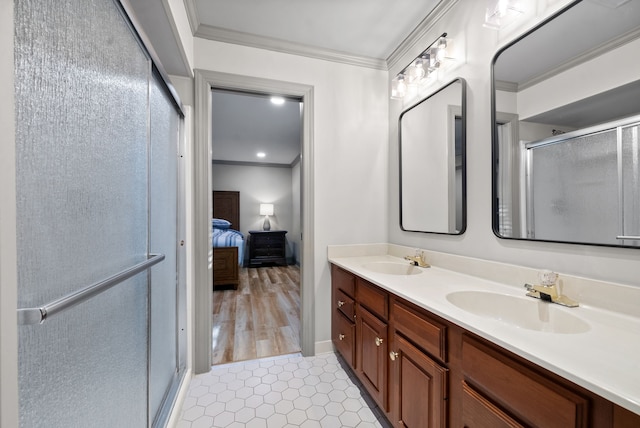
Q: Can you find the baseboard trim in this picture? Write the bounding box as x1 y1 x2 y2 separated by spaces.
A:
314 340 334 355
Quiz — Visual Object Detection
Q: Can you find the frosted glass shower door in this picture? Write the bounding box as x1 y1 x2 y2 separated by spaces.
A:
620 123 640 245
149 73 183 425
15 0 153 426
527 130 619 244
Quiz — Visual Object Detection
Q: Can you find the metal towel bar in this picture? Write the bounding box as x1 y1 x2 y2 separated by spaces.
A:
17 253 165 325
616 236 640 240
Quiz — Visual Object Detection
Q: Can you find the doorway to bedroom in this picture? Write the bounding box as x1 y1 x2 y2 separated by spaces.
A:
211 88 303 365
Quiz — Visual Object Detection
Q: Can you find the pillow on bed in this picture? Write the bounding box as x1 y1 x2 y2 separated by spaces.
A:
212 218 231 229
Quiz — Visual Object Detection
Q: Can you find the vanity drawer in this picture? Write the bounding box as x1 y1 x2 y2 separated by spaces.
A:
462 335 589 428
356 278 388 319
333 312 355 367
336 288 355 320
332 265 355 297
462 382 524 428
392 300 447 363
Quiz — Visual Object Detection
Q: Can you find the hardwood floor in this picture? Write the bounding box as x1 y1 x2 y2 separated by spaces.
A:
211 265 301 365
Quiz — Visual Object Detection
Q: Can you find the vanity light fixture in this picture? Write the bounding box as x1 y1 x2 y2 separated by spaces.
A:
256 152 266 158
483 0 525 30
259 203 274 231
391 33 451 100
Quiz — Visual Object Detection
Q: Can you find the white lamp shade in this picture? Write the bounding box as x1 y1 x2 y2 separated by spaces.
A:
259 203 274 216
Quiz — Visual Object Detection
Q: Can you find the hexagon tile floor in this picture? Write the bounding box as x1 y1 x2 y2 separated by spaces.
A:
176 352 392 428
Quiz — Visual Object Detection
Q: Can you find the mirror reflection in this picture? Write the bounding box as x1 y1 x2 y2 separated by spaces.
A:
492 0 640 248
400 78 466 234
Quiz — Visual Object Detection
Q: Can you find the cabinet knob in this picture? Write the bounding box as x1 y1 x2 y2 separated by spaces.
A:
389 351 398 361
337 300 345 308
338 334 345 341
375 337 384 347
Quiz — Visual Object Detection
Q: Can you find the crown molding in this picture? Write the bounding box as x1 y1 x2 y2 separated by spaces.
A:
495 80 518 92
386 0 460 71
183 0 200 36
194 24 388 70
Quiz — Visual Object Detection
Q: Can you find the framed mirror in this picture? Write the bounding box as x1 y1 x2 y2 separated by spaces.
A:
400 78 466 234
492 0 640 248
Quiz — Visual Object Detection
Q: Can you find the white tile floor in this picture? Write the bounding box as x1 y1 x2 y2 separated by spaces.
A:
177 352 391 428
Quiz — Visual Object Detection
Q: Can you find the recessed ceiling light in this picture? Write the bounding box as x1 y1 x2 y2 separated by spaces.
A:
270 96 285 105
257 152 266 158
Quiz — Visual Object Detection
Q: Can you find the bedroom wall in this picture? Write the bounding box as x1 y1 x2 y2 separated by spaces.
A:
212 162 297 264
388 0 640 287
194 40 389 348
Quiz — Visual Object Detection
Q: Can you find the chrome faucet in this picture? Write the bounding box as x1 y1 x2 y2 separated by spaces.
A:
404 250 430 268
524 271 578 307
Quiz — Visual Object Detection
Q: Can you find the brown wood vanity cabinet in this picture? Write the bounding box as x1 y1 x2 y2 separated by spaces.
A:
389 299 449 428
461 334 590 428
331 265 448 427
330 264 640 428
331 265 356 367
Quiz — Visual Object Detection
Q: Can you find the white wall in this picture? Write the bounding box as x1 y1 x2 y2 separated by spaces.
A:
194 40 389 344
212 163 297 263
388 0 640 287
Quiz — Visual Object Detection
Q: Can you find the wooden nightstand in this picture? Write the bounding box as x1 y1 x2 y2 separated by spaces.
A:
248 230 288 267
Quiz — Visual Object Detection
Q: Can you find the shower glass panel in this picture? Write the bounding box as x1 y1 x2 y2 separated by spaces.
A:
15 0 150 426
527 130 618 243
621 123 640 244
149 72 181 425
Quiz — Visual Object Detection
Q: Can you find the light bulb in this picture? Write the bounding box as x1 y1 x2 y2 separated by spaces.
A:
410 59 426 81
391 75 407 99
498 0 509 16
396 77 406 94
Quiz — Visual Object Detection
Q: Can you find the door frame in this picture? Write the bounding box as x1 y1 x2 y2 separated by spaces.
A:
0 1 18 425
193 69 315 374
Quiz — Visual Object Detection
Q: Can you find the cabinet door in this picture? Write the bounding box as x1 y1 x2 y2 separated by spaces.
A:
462 382 524 428
333 311 356 367
357 306 388 410
390 333 448 428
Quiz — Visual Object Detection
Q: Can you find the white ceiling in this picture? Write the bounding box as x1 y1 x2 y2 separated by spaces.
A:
211 90 302 165
187 0 444 66
494 0 640 86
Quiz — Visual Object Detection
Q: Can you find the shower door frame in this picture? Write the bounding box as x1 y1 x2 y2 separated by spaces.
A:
1 1 19 426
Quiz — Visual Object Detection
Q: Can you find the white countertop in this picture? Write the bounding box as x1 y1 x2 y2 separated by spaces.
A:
328 251 640 415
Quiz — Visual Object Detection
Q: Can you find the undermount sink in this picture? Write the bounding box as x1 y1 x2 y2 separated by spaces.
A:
362 261 423 276
446 291 590 334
